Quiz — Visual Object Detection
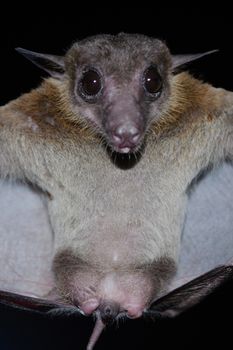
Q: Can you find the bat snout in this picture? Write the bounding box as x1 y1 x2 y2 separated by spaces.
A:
109 123 143 153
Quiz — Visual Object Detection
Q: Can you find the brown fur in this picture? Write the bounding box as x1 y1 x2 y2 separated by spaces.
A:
53 248 176 304
151 72 225 137
1 72 226 145
2 79 100 142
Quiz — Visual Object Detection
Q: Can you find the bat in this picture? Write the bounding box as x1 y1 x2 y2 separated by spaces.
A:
0 33 232 349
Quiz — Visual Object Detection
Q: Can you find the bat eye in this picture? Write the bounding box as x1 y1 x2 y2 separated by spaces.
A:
79 69 102 99
143 66 162 95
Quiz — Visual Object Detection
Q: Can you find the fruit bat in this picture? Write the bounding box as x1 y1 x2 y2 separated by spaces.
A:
0 33 232 349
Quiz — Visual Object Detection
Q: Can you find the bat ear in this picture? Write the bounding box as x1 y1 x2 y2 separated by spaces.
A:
15 48 65 79
172 50 218 74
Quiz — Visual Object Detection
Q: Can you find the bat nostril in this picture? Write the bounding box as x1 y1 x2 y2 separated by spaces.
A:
112 133 122 144
112 125 141 148
131 132 140 143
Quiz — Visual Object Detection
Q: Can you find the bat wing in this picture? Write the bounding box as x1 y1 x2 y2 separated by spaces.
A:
0 289 66 314
145 162 233 318
176 162 233 282
145 263 233 318
0 181 55 299
0 181 84 317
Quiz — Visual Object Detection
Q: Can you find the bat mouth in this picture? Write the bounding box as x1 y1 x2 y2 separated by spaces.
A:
108 134 144 154
112 144 141 154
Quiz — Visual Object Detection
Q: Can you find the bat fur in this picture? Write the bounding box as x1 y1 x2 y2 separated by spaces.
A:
0 33 232 349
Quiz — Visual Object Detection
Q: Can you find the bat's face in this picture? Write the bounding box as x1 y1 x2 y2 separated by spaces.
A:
65 34 172 153
16 33 214 154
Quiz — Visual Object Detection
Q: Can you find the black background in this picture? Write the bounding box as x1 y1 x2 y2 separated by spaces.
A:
0 5 233 350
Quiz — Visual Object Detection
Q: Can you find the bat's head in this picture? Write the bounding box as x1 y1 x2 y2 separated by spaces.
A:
16 34 216 154
64 33 171 154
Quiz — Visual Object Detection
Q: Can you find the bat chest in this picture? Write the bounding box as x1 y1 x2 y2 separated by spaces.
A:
43 141 188 265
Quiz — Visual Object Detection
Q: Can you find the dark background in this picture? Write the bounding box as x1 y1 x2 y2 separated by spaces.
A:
2 6 233 103
0 6 233 350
